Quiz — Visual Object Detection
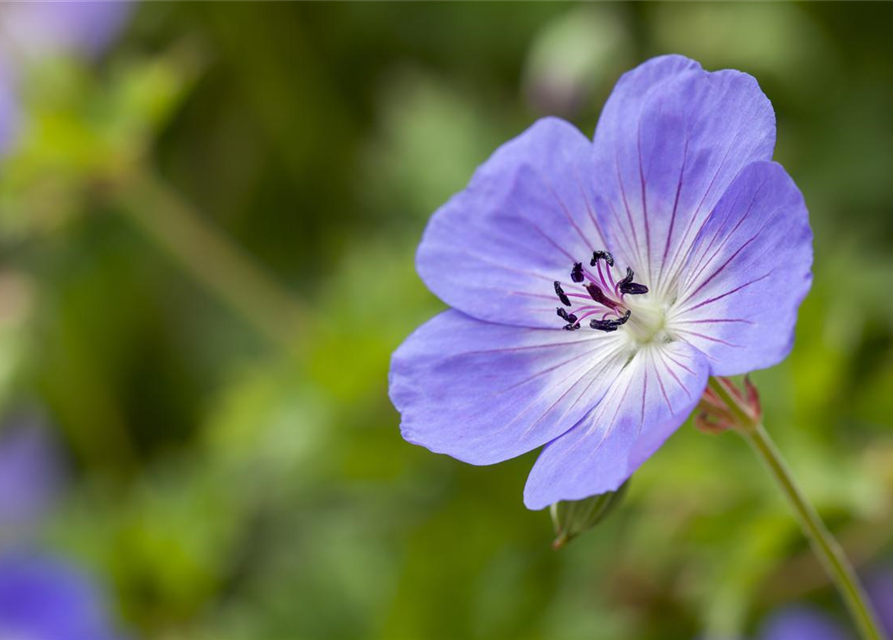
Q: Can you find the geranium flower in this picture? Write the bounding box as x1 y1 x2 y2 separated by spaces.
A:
389 55 813 509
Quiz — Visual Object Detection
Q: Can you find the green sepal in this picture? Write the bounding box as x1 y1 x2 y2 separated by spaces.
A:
550 482 629 549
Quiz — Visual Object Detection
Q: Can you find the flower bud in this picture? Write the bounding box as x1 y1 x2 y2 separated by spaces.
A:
694 376 762 434
550 482 629 549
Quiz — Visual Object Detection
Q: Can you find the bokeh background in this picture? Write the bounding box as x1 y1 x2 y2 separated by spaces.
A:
1 2 893 639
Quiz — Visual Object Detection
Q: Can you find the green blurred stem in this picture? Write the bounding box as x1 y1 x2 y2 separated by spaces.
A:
709 378 887 640
112 169 305 352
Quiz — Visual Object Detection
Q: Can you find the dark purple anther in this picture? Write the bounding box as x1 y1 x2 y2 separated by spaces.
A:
554 281 571 307
563 322 581 331
590 310 631 332
616 267 635 288
590 250 614 267
570 262 584 283
619 282 649 295
557 308 578 323
585 283 618 309
616 267 648 295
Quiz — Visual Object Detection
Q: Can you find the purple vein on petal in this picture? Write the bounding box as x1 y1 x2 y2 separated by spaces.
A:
614 150 645 270
679 231 761 307
673 328 742 348
578 373 636 463
652 352 674 414
516 343 625 439
636 108 652 280
680 174 770 294
662 350 697 376
604 197 638 267
675 317 754 325
680 179 755 291
678 269 775 315
657 130 689 294
495 342 611 396
481 351 610 440
571 161 606 245
456 251 556 282
638 361 649 436
538 169 594 254
663 126 745 288
454 335 603 358
467 288 555 300
525 342 628 439
525 217 577 264
658 351 691 398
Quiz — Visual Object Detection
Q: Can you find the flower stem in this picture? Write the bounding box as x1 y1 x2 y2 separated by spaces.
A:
740 421 886 640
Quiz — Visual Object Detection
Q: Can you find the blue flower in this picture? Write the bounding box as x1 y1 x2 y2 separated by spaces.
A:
389 55 813 509
0 553 124 640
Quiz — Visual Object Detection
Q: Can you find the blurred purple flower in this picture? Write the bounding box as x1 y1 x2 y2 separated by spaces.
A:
0 418 64 530
0 0 132 60
0 553 123 640
0 67 15 152
704 569 893 640
0 0 133 155
389 55 813 509
759 607 851 640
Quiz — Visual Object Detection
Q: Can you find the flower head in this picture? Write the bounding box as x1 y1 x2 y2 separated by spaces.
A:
389 55 813 509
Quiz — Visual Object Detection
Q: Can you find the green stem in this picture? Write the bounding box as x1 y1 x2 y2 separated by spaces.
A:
740 420 886 640
111 168 306 353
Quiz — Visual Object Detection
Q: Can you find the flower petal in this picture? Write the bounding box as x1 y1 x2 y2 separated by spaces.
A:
592 55 776 294
416 117 605 329
668 162 812 376
523 341 708 509
389 310 628 465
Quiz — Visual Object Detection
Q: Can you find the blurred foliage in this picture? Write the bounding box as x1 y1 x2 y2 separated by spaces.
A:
1 3 893 640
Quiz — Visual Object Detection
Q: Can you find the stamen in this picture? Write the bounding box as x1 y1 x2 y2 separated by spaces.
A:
556 308 578 324
616 267 635 289
551 249 652 333
554 281 571 307
590 309 631 332
619 282 649 295
574 309 603 323
590 250 615 267
615 267 649 296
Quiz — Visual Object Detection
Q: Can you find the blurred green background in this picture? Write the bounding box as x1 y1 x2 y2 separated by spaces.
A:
2 2 893 639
